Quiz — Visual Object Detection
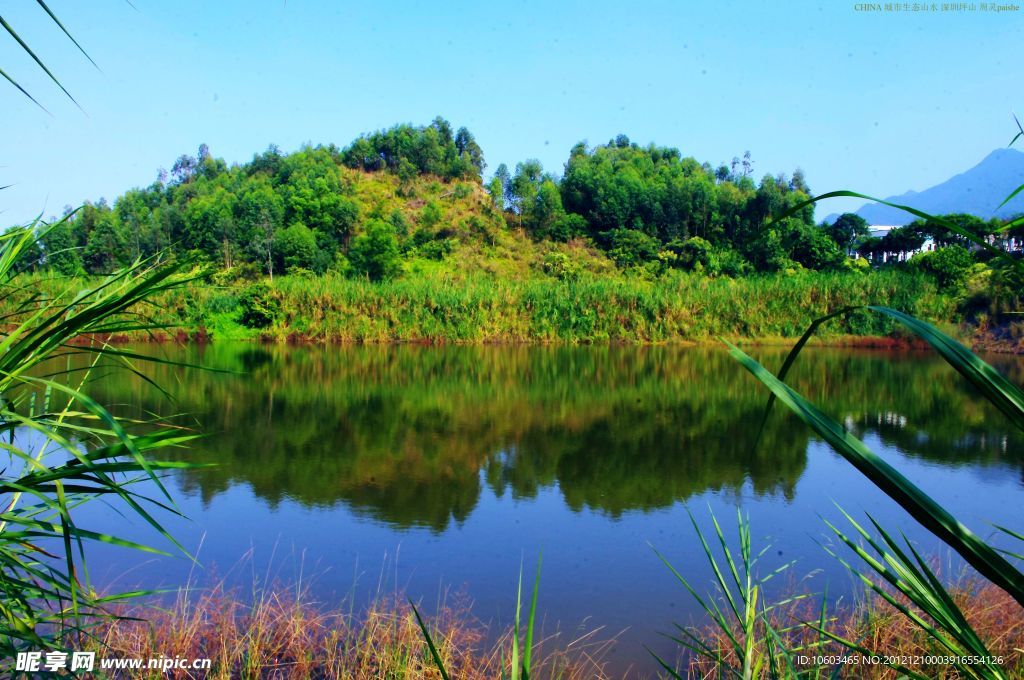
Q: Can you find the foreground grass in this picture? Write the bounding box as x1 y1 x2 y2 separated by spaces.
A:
89 585 613 680
684 575 1024 679
83 574 1022 679
9 269 961 345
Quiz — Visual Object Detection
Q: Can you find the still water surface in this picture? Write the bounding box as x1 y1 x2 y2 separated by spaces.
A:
76 344 1024 674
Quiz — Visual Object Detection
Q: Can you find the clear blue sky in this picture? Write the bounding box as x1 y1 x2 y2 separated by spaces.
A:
2 1 1021 224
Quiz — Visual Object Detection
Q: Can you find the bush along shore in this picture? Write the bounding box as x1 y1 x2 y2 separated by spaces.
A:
7 268 969 346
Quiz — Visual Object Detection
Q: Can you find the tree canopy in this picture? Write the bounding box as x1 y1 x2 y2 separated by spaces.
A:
15 121 1020 281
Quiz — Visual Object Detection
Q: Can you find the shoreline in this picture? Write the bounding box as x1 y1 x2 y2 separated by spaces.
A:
73 330 943 350
65 329 1024 354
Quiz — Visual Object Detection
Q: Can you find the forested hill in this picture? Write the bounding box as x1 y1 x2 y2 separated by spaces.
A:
20 116 871 281
20 117 1020 284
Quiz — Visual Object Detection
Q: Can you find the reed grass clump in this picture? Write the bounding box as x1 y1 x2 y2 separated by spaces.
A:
1 269 958 345
683 574 1024 679
91 583 614 680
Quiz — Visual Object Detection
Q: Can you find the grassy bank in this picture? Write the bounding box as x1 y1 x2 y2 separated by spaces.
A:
86 575 1021 679
89 585 613 680
13 268 960 344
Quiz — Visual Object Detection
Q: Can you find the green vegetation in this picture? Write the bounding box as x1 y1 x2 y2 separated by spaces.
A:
4 114 1018 345
407 127 1024 677
7 5 1023 678
659 513 1024 679
6 119 1018 345
13 122 1018 286
0 224 197 670
1 8 203 672
0 131 889 278
659 306 1024 677
650 510 821 679
18 124 500 280
2 268 959 344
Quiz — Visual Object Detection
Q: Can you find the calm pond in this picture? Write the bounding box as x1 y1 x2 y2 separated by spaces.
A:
75 344 1024 674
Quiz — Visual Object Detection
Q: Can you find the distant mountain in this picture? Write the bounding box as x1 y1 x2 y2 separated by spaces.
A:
824 148 1024 226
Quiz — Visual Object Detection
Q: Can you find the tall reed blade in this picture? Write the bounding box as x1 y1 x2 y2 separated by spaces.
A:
0 224 204 666
726 341 1024 607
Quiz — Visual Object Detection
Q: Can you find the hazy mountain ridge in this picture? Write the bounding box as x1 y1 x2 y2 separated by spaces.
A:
825 148 1024 225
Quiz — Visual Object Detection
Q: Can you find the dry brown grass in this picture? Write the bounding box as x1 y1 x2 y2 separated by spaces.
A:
87 583 615 679
684 576 1024 679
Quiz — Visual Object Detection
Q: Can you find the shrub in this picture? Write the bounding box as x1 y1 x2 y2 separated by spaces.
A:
417 238 457 261
420 201 443 229
206 292 239 315
713 247 751 277
209 262 261 285
786 223 846 270
541 252 582 281
237 282 281 328
548 213 588 242
348 219 403 281
910 245 974 290
276 222 319 273
843 256 870 273
389 209 411 237
603 228 660 267
666 236 713 271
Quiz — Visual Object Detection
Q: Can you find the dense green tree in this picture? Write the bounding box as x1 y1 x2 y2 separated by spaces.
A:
746 227 794 273
508 159 545 226
912 213 989 249
276 222 319 273
82 209 129 273
558 138 812 272
528 180 564 237
789 168 810 194
183 185 236 265
171 153 198 184
829 213 870 252
548 213 588 242
857 236 884 265
786 223 846 270
279 148 359 241
666 236 714 271
348 219 402 281
237 178 285 278
454 127 485 177
341 117 483 181
39 216 84 275
492 163 512 209
881 226 926 261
